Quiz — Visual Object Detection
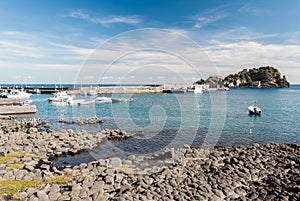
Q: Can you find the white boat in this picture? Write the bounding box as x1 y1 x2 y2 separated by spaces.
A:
194 85 204 94
7 89 32 99
248 103 262 115
28 88 41 94
111 98 133 103
218 87 230 91
96 97 133 103
48 91 73 102
78 100 95 106
67 99 85 106
87 88 98 96
96 97 112 103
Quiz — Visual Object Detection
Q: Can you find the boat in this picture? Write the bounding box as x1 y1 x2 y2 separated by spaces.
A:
78 100 95 106
96 97 112 103
67 99 85 106
28 88 41 94
96 97 133 103
0 89 8 98
194 85 204 94
163 88 186 93
111 98 133 103
7 89 32 99
87 88 98 96
248 102 262 115
217 87 230 91
48 91 73 102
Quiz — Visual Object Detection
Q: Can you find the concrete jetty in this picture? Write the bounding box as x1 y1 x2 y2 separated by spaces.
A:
0 105 37 115
0 98 27 106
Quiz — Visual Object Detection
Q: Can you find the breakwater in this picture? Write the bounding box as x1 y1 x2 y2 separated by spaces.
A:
0 116 299 200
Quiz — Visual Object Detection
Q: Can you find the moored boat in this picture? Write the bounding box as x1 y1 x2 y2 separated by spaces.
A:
248 102 262 115
78 100 95 106
28 88 41 94
96 97 112 103
7 89 31 99
96 97 133 103
48 91 73 102
111 98 133 103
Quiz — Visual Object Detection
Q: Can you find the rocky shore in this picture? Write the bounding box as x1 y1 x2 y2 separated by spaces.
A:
0 116 299 200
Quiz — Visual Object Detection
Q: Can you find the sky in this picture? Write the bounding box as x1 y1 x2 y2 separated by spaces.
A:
0 0 300 84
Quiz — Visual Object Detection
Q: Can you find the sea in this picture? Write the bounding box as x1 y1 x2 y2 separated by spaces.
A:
13 85 300 165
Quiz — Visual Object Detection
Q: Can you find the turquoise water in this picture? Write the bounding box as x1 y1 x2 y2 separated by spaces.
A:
29 85 300 162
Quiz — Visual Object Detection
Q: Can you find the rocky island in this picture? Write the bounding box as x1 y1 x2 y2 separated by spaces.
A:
224 66 290 88
194 66 290 89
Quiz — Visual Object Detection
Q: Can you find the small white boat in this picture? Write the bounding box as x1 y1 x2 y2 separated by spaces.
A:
28 88 41 94
87 88 98 96
248 103 262 115
96 97 133 103
67 99 85 105
194 85 204 94
48 91 73 102
7 89 32 99
96 97 112 103
111 98 133 103
78 100 95 106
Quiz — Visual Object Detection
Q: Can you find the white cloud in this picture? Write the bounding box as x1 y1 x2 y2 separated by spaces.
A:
203 41 300 83
67 10 142 26
1 27 300 84
239 4 268 16
0 31 93 63
210 27 278 42
191 6 227 29
76 29 217 84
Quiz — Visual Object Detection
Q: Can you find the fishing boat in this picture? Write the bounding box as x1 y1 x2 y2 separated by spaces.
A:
248 102 262 115
7 89 32 99
48 91 73 102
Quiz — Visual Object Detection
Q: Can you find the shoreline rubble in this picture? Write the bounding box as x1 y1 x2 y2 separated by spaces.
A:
0 116 299 200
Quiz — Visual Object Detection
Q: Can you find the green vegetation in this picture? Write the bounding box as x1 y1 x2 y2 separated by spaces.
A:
0 175 71 198
224 66 290 88
6 164 24 172
46 175 71 184
0 153 25 164
0 180 43 197
0 151 71 198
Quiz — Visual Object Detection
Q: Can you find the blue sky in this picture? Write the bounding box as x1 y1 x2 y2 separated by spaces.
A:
0 0 300 84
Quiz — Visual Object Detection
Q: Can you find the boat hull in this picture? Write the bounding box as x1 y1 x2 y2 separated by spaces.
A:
248 105 262 115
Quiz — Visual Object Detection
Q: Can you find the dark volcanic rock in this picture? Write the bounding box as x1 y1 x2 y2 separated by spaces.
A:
0 117 299 201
